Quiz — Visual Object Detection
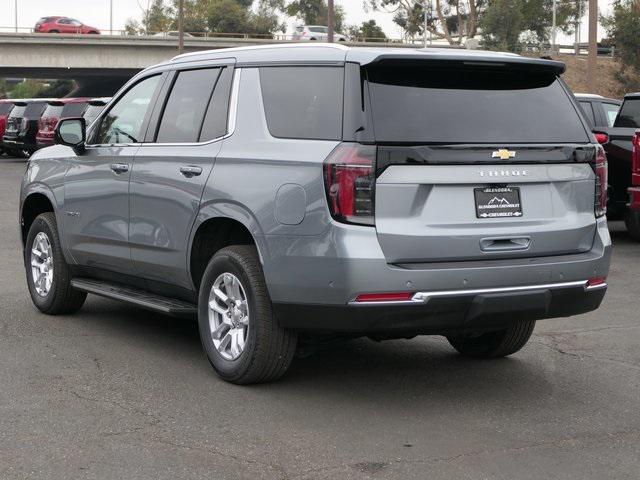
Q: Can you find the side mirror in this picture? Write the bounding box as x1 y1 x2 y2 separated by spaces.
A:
55 118 86 154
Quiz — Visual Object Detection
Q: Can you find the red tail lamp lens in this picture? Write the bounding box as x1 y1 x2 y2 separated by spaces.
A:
593 132 609 144
323 143 376 226
594 145 608 218
587 277 607 288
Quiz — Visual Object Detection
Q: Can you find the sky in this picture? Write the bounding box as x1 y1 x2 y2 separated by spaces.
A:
1 0 613 41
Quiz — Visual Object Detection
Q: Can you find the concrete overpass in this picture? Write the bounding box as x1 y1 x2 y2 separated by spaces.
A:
0 33 426 96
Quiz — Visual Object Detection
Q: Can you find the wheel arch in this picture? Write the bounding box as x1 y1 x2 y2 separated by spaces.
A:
188 203 269 291
21 191 56 247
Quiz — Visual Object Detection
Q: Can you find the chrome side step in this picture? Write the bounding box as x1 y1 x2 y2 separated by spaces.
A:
71 278 197 316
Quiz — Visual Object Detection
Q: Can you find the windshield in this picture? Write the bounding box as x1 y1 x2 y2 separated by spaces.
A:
366 65 590 144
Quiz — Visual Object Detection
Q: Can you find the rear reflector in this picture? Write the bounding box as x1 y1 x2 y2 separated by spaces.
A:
632 130 640 186
586 276 607 288
323 143 376 226
354 292 414 303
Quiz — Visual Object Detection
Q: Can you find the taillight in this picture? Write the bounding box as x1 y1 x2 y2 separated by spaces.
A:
593 132 609 144
323 143 376 226
594 145 608 218
632 129 640 185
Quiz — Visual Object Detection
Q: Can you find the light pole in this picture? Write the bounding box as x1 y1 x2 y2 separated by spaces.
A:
14 0 18 33
587 0 597 91
178 0 184 54
551 0 557 50
110 0 113 35
327 0 334 43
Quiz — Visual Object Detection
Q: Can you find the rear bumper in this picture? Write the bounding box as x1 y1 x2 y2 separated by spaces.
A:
274 281 607 334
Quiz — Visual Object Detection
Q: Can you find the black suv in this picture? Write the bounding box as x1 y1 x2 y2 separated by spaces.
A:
2 99 52 157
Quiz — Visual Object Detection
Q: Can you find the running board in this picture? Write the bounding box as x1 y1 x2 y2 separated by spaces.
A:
70 278 197 316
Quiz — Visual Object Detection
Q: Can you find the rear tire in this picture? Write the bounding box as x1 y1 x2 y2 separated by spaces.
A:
446 320 536 358
25 212 86 315
624 210 640 242
198 245 297 384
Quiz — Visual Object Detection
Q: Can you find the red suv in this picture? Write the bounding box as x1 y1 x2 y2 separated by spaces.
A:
37 98 90 148
0 99 16 155
35 17 100 34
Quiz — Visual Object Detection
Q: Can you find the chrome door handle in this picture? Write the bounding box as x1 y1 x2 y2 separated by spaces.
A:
180 166 202 177
110 163 129 174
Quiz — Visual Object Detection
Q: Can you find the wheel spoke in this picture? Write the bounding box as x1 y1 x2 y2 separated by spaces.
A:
223 274 235 301
213 287 228 304
218 331 232 353
208 300 228 316
211 322 230 340
230 330 241 358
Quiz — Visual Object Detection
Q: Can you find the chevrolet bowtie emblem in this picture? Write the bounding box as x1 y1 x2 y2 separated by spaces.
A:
492 149 516 160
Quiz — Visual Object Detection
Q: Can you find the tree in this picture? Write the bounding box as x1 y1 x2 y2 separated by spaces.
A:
480 0 585 51
206 0 250 33
602 0 640 92
348 19 387 41
366 0 483 45
286 0 346 32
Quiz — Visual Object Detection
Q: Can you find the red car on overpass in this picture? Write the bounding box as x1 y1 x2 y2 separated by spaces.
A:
35 17 100 34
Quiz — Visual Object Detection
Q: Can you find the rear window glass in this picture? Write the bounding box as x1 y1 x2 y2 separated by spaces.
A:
9 105 26 118
309 27 327 33
260 66 343 140
24 103 47 118
614 99 640 128
42 105 64 119
62 102 88 117
366 65 590 144
0 103 13 115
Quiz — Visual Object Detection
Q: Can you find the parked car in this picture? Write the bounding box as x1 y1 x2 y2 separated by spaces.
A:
292 25 348 42
3 99 52 157
575 94 621 129
20 45 611 384
0 99 16 155
37 98 90 149
82 97 111 126
597 92 640 224
34 16 100 34
627 130 640 241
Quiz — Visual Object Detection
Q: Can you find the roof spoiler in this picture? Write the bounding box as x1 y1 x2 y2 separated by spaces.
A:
363 54 566 75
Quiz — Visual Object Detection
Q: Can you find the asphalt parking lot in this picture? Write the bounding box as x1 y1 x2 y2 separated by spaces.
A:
1 155 639 480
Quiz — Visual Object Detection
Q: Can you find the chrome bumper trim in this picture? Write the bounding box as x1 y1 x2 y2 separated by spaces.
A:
349 280 605 306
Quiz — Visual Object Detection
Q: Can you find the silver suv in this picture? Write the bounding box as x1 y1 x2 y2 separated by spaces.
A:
20 45 611 384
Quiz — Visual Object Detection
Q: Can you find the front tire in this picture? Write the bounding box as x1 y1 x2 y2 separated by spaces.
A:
198 245 297 384
447 320 536 358
624 210 640 242
25 212 86 315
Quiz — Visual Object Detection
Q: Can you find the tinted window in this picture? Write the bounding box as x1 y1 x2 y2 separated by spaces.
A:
309 27 327 33
602 102 620 127
0 103 14 116
42 104 64 119
24 103 47 119
615 99 640 128
260 66 343 140
200 67 233 141
95 75 161 144
367 65 590 144
62 102 88 118
156 68 220 143
579 101 596 126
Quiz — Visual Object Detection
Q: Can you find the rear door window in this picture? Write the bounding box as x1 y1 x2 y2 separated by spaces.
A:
579 101 596 126
200 67 234 141
602 103 620 127
366 64 590 144
260 66 344 140
156 68 221 143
